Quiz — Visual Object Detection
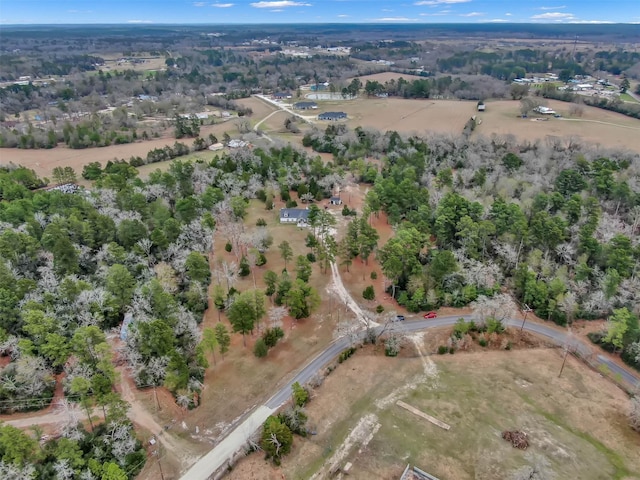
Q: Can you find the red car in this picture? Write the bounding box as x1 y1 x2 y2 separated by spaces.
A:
423 311 438 319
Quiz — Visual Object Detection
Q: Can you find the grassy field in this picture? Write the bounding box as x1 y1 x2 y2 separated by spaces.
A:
228 344 640 480
5 93 640 183
620 93 639 103
315 96 640 152
0 120 241 179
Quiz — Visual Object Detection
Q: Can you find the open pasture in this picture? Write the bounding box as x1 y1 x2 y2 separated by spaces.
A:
228 345 640 480
332 97 640 152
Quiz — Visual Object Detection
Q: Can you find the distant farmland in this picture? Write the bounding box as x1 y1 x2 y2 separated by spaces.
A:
4 96 640 182
316 97 640 152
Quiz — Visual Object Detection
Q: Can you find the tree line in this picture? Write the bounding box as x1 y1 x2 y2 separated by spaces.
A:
302 125 640 372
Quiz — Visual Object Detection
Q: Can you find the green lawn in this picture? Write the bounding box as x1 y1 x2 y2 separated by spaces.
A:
620 93 639 103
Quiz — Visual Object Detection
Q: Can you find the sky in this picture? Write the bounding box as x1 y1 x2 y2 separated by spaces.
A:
1 0 638 25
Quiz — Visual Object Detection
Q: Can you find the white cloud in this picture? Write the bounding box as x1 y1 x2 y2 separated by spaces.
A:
460 11 485 17
212 3 234 7
419 12 446 16
489 19 508 22
382 8 393 11
270 8 283 11
415 0 471 5
337 14 350 17
127 20 153 23
372 17 418 22
531 12 575 20
539 5 566 10
569 20 614 24
193 1 207 6
505 12 512 16
250 1 311 7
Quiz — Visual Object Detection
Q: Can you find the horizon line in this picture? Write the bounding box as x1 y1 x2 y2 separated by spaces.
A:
2 21 638 26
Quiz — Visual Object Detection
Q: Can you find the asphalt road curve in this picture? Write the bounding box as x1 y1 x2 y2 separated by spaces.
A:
180 315 639 480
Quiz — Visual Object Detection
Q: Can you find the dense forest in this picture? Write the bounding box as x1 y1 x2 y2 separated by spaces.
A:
0 121 638 477
0 142 346 477
304 125 640 372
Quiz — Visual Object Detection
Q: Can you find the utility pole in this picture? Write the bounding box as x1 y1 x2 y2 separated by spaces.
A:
520 304 532 332
558 345 570 378
559 326 573 378
153 445 166 480
153 385 161 412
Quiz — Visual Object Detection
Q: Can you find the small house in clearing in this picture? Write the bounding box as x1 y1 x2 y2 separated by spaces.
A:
273 92 292 100
293 101 318 110
318 111 347 121
534 106 556 115
477 101 485 112
279 208 309 225
329 196 342 205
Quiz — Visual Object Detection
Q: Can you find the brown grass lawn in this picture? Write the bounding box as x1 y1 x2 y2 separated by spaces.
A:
237 96 279 125
138 197 349 473
325 96 640 152
350 72 428 83
6 94 640 184
0 120 241 180
229 346 640 480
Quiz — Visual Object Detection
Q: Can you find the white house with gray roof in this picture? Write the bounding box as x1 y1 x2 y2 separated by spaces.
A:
279 208 309 225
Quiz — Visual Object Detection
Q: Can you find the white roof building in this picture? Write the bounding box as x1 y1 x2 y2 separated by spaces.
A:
534 106 556 115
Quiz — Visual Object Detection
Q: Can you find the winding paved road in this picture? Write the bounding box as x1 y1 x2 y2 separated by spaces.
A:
180 314 639 480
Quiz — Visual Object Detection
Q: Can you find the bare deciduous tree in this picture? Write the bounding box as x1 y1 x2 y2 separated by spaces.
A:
333 320 362 347
268 306 288 329
471 293 518 326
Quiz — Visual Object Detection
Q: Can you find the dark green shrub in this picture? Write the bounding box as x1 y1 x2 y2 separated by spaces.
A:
370 271 377 280
256 253 267 266
225 242 232 252
437 345 448 355
449 347 455 354
256 218 267 227
486 317 505 334
263 327 285 348
254 339 268 357
129 156 144 167
338 347 356 363
306 252 316 263
362 285 375 301
292 381 309 407
239 256 250 277
452 318 475 339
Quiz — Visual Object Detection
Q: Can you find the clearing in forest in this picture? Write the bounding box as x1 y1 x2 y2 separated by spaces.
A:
227 345 640 480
